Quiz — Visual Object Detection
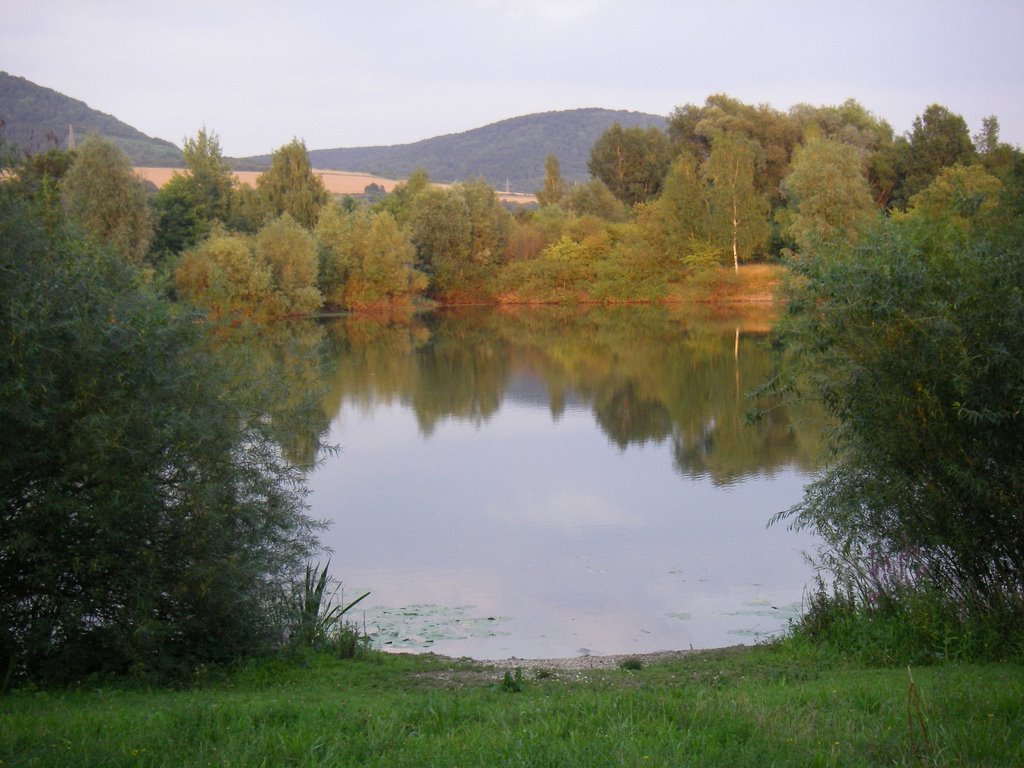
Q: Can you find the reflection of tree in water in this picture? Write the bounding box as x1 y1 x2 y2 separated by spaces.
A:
310 305 824 482
203 320 334 467
411 311 510 436
593 379 673 449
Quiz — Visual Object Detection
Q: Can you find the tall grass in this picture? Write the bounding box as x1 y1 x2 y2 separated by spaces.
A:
791 547 1024 666
2 646 1022 767
291 560 371 657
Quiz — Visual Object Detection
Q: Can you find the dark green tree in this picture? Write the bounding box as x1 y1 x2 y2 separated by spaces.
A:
0 176 320 684
776 208 1024 652
588 123 671 206
182 127 235 224
565 178 627 222
892 104 977 208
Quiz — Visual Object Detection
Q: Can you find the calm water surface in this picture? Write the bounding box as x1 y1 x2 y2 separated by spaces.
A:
297 305 823 659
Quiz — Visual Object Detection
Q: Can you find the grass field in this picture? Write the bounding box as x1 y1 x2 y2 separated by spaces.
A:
3 641 1022 767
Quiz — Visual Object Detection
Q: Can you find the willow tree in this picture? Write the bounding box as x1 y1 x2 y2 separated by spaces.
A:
782 136 877 253
702 133 770 271
1 176 320 684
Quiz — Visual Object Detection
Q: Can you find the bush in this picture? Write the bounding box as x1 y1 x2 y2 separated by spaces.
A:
777 214 1024 661
0 178 321 685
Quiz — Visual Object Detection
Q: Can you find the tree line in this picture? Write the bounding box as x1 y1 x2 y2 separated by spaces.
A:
19 93 1019 317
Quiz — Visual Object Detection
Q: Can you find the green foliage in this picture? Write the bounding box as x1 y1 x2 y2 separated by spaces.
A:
893 163 1003 256
255 214 323 315
60 135 153 265
535 153 567 206
793 573 1024 665
891 104 977 209
316 204 425 308
588 122 671 206
499 667 524 692
409 186 472 297
702 132 770 271
0 179 321 685
788 98 898 207
290 560 370 654
565 178 628 222
406 179 509 301
175 231 272 317
671 94 802 208
150 173 206 258
782 136 877 253
152 129 237 258
256 139 329 229
776 209 1024 651
181 127 235 223
639 151 721 272
498 233 598 303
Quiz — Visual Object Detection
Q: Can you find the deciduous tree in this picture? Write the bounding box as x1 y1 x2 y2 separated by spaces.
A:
536 153 568 207
61 135 152 265
255 213 323 315
256 139 329 229
782 136 877 253
702 133 770 271
588 123 671 206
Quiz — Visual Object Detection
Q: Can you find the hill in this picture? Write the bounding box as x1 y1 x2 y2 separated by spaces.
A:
0 71 183 166
232 108 667 193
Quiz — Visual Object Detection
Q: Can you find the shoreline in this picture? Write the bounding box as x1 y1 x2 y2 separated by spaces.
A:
414 645 749 673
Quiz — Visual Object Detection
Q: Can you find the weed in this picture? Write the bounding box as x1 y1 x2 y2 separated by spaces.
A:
619 657 644 671
499 668 524 693
291 559 370 652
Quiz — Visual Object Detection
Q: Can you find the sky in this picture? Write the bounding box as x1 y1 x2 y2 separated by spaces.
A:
3 0 1023 158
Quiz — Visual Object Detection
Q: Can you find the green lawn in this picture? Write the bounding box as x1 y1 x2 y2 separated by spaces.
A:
2 643 1022 767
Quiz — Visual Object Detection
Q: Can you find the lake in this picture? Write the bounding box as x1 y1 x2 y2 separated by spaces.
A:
287 304 823 659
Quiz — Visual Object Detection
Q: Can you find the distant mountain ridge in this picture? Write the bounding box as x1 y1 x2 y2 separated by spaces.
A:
0 71 183 166
2 72 666 193
233 108 668 193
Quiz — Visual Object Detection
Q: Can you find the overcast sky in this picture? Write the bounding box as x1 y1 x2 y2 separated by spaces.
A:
4 0 1022 158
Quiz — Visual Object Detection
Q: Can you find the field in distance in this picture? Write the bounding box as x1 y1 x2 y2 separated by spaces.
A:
134 167 537 204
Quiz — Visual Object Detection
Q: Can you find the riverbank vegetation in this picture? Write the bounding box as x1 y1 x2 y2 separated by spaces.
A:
2 88 1023 704
0 145 331 686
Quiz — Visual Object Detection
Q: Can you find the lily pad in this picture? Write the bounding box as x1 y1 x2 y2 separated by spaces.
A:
361 604 511 649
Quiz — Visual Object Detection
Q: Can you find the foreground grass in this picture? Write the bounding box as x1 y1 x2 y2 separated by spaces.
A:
2 642 1022 767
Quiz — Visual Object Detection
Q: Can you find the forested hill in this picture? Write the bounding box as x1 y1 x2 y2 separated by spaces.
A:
0 71 183 166
233 109 668 192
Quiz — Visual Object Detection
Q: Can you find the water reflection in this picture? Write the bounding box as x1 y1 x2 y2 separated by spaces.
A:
317 306 822 485
295 306 825 659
